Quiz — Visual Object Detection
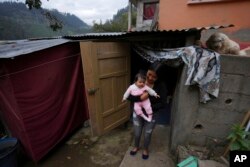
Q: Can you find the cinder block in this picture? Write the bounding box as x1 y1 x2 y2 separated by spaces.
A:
242 76 250 95
220 73 243 93
238 95 250 112
192 121 231 139
197 108 245 125
202 92 240 111
220 55 250 75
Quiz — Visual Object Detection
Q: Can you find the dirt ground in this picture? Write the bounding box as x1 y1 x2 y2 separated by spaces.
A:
18 119 229 167
21 122 134 167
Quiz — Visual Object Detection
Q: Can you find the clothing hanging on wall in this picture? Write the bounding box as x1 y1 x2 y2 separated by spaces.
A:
133 45 220 103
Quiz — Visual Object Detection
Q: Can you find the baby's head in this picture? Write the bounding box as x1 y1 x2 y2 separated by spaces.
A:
134 73 146 88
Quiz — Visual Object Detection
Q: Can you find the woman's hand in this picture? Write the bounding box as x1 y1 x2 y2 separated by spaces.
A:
140 92 149 101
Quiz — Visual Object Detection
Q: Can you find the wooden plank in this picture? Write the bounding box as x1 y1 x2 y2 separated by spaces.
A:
80 42 102 136
80 42 130 136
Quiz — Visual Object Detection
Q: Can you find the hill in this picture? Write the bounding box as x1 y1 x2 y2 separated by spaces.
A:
0 2 91 40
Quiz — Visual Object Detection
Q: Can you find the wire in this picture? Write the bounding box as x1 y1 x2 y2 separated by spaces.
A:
0 54 80 78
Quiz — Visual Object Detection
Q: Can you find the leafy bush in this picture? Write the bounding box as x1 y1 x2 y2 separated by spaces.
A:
227 124 250 151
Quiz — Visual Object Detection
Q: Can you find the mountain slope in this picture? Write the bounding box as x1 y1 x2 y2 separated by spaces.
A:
0 2 91 40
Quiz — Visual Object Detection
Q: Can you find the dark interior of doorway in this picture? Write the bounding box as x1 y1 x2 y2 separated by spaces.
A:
130 48 182 125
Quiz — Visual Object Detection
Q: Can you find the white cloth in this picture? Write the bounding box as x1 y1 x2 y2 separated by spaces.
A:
133 45 220 103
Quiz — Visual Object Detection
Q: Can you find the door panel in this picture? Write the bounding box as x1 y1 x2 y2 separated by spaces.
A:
80 42 130 136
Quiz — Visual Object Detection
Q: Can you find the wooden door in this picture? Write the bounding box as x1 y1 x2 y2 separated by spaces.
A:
80 42 130 136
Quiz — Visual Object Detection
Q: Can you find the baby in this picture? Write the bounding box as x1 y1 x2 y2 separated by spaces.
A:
122 73 160 122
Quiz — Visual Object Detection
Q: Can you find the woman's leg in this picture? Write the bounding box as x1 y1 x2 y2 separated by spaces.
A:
142 116 156 158
132 112 144 149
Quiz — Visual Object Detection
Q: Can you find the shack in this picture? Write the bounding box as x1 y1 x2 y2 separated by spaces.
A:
0 39 89 161
0 27 249 162
65 27 250 156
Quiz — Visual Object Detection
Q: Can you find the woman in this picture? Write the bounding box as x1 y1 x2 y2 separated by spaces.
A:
127 62 167 160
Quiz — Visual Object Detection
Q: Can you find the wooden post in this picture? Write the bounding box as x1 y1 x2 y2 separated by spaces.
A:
150 3 159 31
128 0 132 31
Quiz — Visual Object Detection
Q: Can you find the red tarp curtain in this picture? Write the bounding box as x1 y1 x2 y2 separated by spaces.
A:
0 43 89 161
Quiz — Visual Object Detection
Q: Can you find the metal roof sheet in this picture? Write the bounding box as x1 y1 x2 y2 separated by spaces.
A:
64 32 127 39
0 25 234 58
69 32 127 37
64 24 234 39
135 24 234 32
0 38 70 58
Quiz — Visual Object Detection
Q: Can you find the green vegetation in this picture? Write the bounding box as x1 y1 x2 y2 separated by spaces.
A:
227 124 250 151
0 2 90 40
25 0 42 9
0 1 136 40
23 0 135 32
92 6 136 32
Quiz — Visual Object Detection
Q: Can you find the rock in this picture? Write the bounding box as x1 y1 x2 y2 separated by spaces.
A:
73 141 79 145
90 136 99 144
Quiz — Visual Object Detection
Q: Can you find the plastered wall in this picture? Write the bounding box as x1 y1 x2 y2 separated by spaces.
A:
170 54 250 153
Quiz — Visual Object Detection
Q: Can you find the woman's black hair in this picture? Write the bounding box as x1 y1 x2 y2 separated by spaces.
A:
148 62 163 76
148 62 162 71
134 72 146 82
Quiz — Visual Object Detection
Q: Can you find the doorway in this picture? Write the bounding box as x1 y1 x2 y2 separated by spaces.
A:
130 46 183 125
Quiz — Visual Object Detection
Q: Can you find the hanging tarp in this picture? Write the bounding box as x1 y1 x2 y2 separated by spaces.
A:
0 43 89 161
133 45 220 103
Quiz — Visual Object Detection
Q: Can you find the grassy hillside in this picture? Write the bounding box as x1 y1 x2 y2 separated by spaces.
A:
0 2 91 40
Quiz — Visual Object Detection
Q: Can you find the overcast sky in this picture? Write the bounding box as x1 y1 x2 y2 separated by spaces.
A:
1 0 128 25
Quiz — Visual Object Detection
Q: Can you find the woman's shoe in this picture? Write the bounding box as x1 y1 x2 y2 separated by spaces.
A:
130 148 139 156
142 153 149 159
142 150 149 159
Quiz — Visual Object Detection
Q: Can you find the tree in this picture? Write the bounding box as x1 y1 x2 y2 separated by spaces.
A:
25 0 42 9
92 6 136 32
25 0 62 31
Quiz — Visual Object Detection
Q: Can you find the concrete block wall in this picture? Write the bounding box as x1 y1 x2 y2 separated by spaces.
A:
170 55 250 153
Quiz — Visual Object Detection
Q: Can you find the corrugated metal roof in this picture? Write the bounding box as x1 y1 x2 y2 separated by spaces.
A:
0 25 234 58
0 38 70 58
134 24 234 32
70 32 127 37
64 32 127 40
64 24 234 39
178 24 234 31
